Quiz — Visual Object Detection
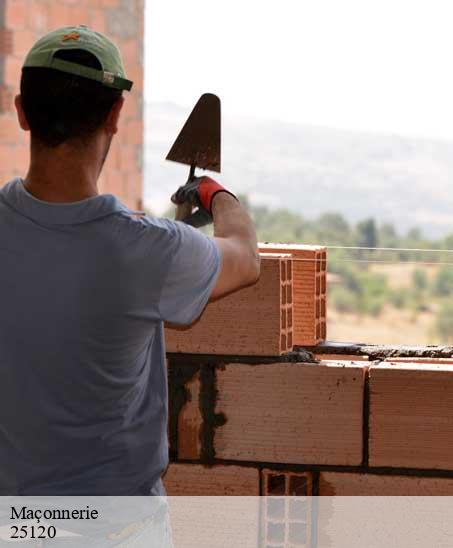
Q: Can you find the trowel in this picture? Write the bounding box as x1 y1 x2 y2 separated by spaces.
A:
166 93 221 222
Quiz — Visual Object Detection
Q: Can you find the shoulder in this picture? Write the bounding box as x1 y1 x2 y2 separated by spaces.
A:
104 212 211 254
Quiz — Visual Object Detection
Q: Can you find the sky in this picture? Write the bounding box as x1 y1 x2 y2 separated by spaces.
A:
145 0 453 141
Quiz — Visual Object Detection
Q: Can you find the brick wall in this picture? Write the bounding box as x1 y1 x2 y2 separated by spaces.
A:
0 0 144 209
165 355 453 496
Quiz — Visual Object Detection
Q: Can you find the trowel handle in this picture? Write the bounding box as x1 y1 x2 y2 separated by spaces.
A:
175 164 196 222
175 202 193 222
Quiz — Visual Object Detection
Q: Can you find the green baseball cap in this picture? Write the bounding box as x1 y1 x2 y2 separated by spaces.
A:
23 25 133 91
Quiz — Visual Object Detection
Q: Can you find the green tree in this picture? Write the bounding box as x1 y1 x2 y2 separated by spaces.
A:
435 301 453 341
433 267 453 296
412 269 428 291
380 223 398 248
356 219 378 248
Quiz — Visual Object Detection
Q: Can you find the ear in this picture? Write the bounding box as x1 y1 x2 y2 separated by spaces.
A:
14 95 30 131
104 96 125 136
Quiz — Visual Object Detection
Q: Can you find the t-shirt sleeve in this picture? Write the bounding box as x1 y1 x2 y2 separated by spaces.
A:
158 220 222 325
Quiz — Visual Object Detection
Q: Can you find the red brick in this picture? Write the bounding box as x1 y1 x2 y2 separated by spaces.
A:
67 6 91 26
119 39 140 66
167 489 260 548
166 255 293 356
0 115 22 144
89 8 107 34
214 361 366 465
319 472 453 495
12 30 36 58
125 119 143 146
262 470 313 546
164 463 260 495
4 56 22 88
5 0 28 29
369 362 453 469
262 469 312 496
28 0 49 33
0 87 14 113
118 144 139 172
121 94 139 120
259 244 327 346
47 5 72 28
0 29 13 55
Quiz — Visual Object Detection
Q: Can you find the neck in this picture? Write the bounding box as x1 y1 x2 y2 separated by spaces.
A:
24 139 105 203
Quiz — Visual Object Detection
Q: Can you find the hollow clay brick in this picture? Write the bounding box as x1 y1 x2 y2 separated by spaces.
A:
369 362 453 469
166 255 293 356
262 469 313 496
319 472 453 495
259 244 327 346
262 469 313 547
214 362 366 465
164 463 260 496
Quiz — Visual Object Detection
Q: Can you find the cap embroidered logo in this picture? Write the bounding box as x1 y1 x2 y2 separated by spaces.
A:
62 32 81 42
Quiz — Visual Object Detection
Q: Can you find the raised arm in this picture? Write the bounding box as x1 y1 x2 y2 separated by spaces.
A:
172 176 260 300
210 192 260 299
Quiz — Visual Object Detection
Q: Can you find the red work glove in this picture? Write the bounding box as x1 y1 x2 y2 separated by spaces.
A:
171 176 238 227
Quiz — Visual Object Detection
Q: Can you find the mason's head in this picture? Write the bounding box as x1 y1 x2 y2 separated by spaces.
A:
15 25 133 150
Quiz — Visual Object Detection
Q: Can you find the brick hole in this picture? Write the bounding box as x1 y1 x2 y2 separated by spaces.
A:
286 284 292 304
281 286 287 305
321 276 326 294
287 259 292 281
287 331 293 350
289 475 308 496
321 251 327 272
316 253 321 273
289 498 308 521
280 261 287 282
316 323 321 339
281 309 287 329
287 309 292 328
289 522 307 545
266 522 285 544
266 473 287 495
321 297 326 316
321 322 326 339
280 334 287 352
316 299 321 319
316 276 321 296
267 497 285 520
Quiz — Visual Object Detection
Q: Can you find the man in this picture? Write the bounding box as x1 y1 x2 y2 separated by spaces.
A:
0 26 259 495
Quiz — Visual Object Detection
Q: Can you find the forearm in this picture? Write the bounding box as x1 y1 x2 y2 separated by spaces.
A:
211 193 260 288
212 193 257 251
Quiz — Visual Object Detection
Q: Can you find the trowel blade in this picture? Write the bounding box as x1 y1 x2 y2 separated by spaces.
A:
166 93 221 173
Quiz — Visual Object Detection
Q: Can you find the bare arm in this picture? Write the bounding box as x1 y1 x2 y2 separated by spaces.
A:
210 193 260 300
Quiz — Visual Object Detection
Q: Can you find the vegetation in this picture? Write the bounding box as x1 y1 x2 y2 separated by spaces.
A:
240 197 453 341
161 197 453 341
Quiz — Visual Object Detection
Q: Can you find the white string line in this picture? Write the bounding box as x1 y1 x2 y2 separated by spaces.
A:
326 245 453 253
275 257 453 266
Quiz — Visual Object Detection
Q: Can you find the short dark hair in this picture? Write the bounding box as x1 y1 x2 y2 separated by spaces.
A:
20 49 122 147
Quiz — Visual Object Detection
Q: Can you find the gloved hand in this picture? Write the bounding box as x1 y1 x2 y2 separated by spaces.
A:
171 176 238 227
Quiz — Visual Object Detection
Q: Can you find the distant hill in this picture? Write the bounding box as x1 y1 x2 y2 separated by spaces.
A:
144 102 453 238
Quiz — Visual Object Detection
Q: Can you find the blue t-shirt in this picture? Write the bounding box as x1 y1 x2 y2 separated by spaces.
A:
0 178 221 495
